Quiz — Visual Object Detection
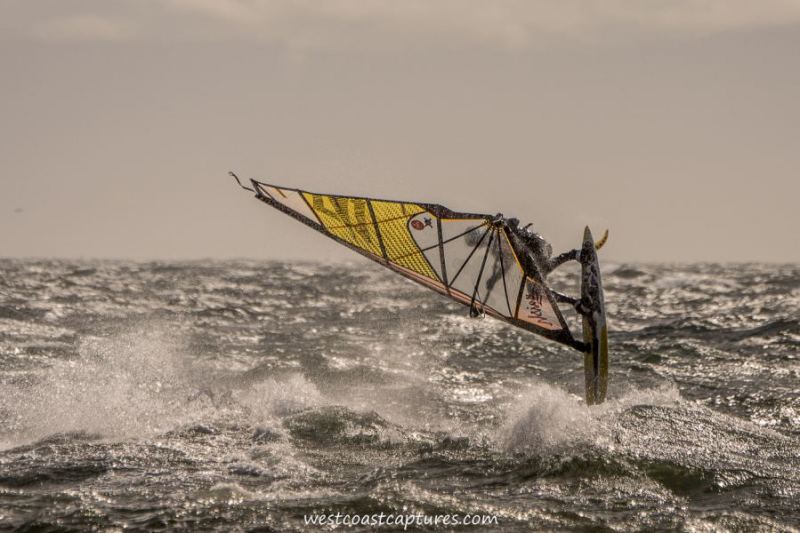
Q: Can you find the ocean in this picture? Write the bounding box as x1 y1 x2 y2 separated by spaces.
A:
0 259 798 531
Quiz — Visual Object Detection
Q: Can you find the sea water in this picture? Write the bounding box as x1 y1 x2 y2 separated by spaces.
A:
0 260 798 530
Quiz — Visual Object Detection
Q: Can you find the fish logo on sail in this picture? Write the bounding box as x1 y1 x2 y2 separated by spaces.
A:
411 217 433 232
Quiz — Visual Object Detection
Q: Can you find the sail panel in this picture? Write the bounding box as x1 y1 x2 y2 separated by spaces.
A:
301 193 383 258
444 226 492 303
518 278 563 331
255 184 320 224
438 221 491 292
372 202 439 281
477 232 518 318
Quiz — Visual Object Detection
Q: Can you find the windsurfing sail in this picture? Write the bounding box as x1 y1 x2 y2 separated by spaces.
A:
236 176 582 350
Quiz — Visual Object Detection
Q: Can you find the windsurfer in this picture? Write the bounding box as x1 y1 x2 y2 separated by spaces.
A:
499 215 588 313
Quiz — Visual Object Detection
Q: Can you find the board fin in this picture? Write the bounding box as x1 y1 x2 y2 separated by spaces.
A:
595 229 609 250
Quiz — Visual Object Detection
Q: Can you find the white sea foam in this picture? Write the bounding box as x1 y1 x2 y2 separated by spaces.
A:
234 374 322 423
0 325 323 448
500 381 681 454
500 382 594 453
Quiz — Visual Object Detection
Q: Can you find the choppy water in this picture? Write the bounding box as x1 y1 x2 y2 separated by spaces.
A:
0 259 798 531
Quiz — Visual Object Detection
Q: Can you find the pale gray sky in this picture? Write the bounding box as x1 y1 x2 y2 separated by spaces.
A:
1 1 798 262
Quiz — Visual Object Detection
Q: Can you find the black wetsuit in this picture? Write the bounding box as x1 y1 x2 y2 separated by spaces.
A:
516 228 553 275
503 218 582 307
504 221 580 275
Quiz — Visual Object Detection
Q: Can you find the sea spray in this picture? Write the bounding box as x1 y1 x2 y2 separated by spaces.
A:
500 381 682 454
0 326 325 447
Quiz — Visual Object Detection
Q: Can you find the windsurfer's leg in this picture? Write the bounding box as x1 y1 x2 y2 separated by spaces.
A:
553 290 592 317
547 249 581 272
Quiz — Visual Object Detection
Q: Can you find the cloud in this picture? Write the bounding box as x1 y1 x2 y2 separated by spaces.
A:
163 0 800 49
32 14 132 42
11 1 800 48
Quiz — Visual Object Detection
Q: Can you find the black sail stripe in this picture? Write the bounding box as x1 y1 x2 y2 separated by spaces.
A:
514 276 526 319
366 200 388 261
437 218 450 294
469 229 495 313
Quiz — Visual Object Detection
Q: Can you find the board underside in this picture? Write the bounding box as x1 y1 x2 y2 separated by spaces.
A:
581 227 608 405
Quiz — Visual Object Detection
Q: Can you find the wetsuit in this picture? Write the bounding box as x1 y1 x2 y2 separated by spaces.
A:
501 216 583 309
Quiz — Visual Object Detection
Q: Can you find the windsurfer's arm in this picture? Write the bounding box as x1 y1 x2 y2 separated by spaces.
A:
547 249 580 272
546 230 609 272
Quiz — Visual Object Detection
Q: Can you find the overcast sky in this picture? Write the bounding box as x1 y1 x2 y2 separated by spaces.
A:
1 1 798 262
